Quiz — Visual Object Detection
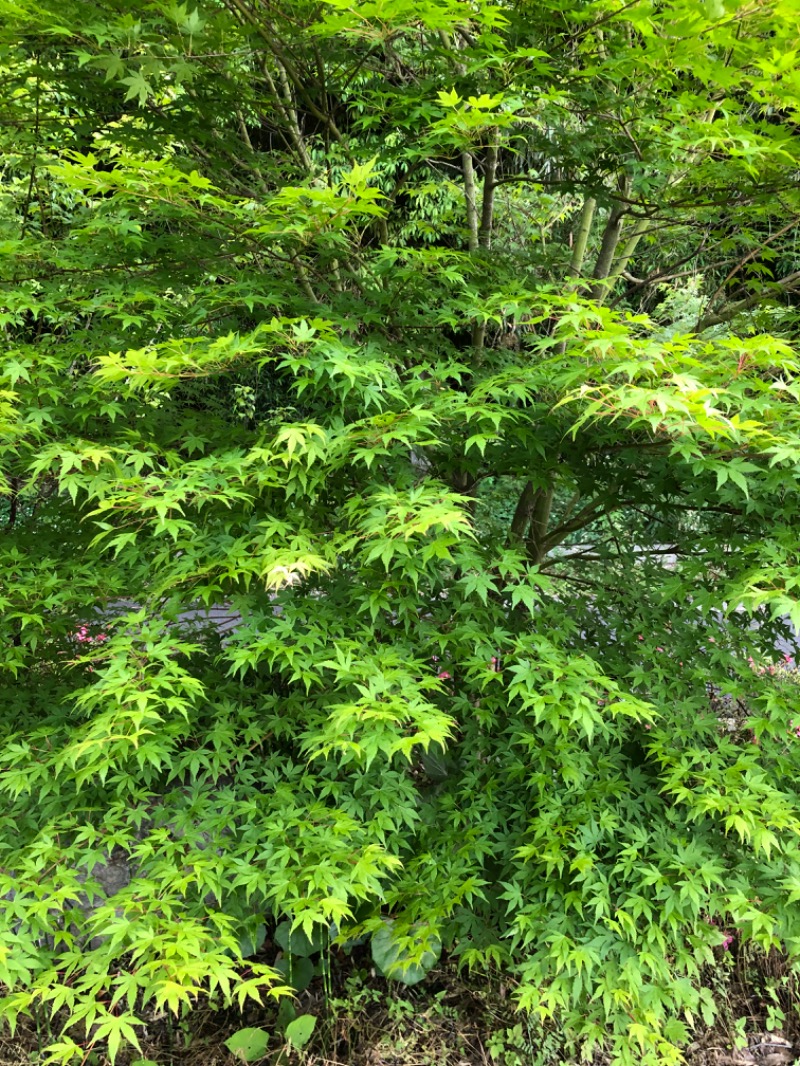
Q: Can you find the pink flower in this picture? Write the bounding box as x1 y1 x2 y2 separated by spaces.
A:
644 724 652 730
437 671 451 680
708 637 716 643
656 646 664 652
637 635 644 641
786 654 793 663
721 933 734 950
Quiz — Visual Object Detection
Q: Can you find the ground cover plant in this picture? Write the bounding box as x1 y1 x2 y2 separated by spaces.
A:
3 0 800 1061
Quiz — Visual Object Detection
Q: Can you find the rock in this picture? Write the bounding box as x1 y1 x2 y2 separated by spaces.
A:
89 854 132 897
741 1034 796 1066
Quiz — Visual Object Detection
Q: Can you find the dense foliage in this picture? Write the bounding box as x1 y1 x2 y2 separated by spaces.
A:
3 0 800 1061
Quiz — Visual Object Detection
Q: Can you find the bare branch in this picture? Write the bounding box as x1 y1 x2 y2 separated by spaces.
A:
704 217 800 314
695 270 800 331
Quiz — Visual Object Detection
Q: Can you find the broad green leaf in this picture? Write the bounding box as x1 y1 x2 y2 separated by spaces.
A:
224 1028 270 1063
284 1014 317 1049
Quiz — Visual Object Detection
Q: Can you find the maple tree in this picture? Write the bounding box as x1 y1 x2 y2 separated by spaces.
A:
3 0 800 1061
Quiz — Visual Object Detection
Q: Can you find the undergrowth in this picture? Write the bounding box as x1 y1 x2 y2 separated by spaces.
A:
4 945 800 1066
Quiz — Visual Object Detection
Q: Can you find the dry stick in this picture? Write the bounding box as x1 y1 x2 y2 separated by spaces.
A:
220 68 297 164
491 173 791 214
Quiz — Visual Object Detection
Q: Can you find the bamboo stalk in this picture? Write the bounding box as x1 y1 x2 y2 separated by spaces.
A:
568 196 596 283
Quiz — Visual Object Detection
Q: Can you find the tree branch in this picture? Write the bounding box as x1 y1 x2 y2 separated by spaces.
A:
462 151 480 254
595 217 649 303
588 201 627 301
704 217 800 316
695 270 800 332
478 131 499 250
527 484 555 564
509 480 535 541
